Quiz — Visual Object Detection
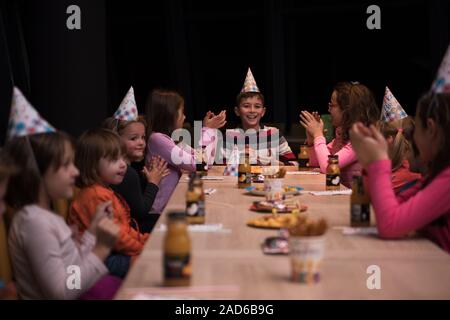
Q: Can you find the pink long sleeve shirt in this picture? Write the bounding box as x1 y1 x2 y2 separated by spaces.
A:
367 159 450 253
146 128 213 213
308 135 361 188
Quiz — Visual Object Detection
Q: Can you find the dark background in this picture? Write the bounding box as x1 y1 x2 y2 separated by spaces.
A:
0 0 449 145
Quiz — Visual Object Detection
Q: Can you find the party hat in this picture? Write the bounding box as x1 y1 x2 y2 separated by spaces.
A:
113 86 138 121
431 43 450 93
240 68 260 93
7 87 56 139
380 87 407 122
223 146 239 176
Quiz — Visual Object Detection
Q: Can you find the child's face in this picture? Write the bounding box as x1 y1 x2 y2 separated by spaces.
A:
0 178 8 218
121 122 146 162
328 91 343 127
43 142 79 200
175 104 186 130
235 96 265 130
98 156 127 185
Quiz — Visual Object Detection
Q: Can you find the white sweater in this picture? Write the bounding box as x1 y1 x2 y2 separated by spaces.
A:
8 205 107 299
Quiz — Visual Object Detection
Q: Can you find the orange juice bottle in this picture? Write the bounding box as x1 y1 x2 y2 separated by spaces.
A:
298 144 309 169
195 145 208 176
163 212 191 286
238 141 252 189
350 176 371 227
326 155 340 190
186 174 206 224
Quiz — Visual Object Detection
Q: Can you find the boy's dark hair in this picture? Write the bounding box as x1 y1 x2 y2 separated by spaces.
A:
236 92 265 106
416 92 450 185
4 132 72 209
75 128 123 188
145 88 184 137
333 82 380 143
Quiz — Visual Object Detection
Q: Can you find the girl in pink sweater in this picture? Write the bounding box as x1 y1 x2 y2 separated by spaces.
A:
300 82 380 188
350 92 450 253
144 89 226 213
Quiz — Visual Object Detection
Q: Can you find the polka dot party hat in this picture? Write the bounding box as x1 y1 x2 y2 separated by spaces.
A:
7 87 56 139
380 86 408 122
113 86 138 121
240 68 260 93
431 43 450 93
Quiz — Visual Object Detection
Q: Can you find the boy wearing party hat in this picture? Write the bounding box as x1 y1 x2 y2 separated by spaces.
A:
377 86 421 193
228 68 297 166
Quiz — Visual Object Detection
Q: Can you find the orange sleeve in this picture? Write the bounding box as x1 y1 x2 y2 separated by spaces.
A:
69 186 149 257
110 193 149 256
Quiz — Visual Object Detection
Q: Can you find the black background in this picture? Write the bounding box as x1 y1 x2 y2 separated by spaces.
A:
0 0 449 145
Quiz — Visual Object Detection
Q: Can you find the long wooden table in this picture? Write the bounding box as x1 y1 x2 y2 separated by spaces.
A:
116 166 450 299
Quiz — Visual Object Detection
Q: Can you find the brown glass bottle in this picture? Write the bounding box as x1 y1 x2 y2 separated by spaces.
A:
195 145 208 176
350 176 371 227
163 212 191 286
326 155 340 190
298 144 309 169
186 174 206 224
238 141 252 189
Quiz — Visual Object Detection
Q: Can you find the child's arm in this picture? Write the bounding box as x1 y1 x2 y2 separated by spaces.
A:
71 192 147 256
278 135 298 165
367 159 450 238
311 136 358 173
151 133 196 171
115 167 159 223
152 127 219 170
114 222 148 256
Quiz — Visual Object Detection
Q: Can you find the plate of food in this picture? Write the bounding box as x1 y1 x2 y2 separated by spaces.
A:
250 200 308 213
244 185 303 197
247 214 299 229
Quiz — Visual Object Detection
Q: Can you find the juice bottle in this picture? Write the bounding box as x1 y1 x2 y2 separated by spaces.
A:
326 155 340 190
163 212 191 286
350 176 371 227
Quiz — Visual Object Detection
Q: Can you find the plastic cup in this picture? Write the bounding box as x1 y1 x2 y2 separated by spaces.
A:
288 235 325 284
264 178 283 201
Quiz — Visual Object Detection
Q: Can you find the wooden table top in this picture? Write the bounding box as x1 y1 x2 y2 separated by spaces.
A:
116 166 450 299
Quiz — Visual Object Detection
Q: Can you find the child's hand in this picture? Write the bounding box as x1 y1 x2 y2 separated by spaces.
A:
350 122 389 168
88 201 114 235
92 217 120 261
300 111 324 140
143 156 170 185
95 217 120 249
204 110 227 129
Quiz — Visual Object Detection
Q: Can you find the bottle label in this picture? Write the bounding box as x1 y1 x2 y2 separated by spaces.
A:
298 158 309 167
196 163 208 173
326 174 341 187
351 204 370 224
238 172 252 184
164 254 191 280
186 200 205 217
